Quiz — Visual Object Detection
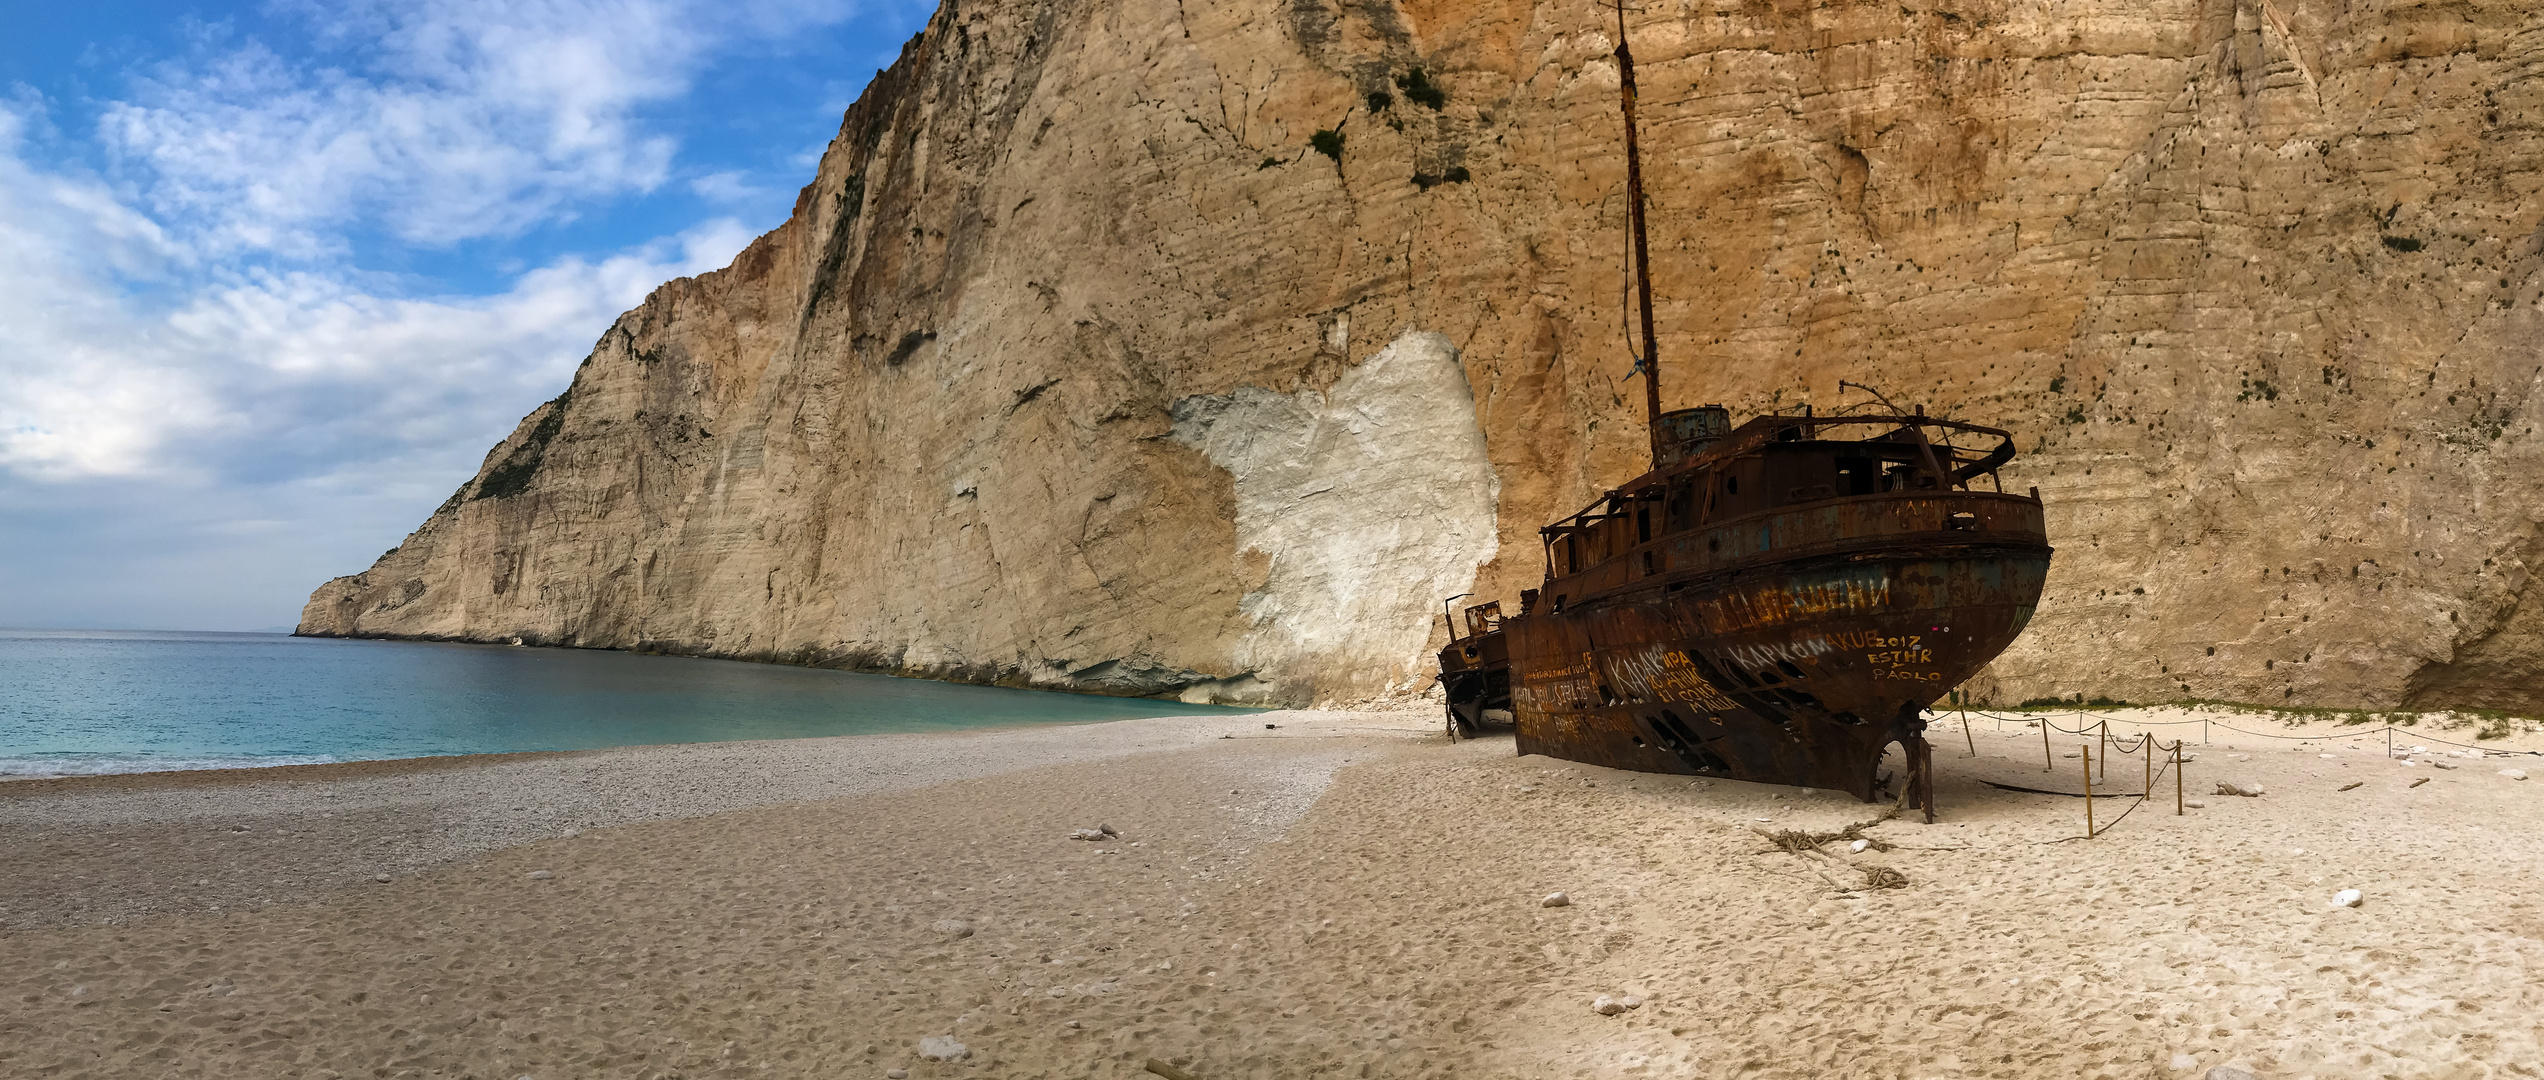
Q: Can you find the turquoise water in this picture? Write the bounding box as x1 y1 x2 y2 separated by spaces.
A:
0 629 1249 778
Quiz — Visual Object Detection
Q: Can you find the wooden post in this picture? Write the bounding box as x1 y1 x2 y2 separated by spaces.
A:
2041 716 2053 771
1923 738 1937 824
2142 733 2152 796
2173 740 2184 816
2082 742 2096 837
1962 710 1977 756
2098 720 2109 783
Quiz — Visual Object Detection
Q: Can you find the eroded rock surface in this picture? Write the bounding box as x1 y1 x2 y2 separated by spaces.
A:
306 0 2544 709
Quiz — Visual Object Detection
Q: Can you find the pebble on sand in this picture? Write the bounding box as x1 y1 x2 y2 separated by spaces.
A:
526 870 554 880
932 919 975 938
1592 994 1626 1015
2332 889 2363 908
1849 839 1871 854
887 1071 909 1079
2504 769 2530 781
917 1035 970 1061
2215 781 2266 798
2206 1066 2259 1080
1541 891 1571 908
2170 1053 2200 1071
2184 799 2207 808
1070 829 1107 841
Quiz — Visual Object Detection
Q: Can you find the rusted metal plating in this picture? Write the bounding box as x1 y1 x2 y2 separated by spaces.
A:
1439 601 1514 738
1441 412 2052 815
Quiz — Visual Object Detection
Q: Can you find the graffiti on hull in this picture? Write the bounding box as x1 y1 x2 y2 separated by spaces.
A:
1605 646 1741 711
1697 572 1893 635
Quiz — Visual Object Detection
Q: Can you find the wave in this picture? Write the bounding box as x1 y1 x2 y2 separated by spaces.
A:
0 753 342 780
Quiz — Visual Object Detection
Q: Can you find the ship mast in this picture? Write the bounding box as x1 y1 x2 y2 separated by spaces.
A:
1614 1 1663 466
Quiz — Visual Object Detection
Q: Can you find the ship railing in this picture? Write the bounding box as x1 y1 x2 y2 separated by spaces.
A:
1537 414 2024 541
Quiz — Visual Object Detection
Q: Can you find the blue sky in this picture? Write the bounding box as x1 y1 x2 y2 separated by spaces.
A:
0 0 933 631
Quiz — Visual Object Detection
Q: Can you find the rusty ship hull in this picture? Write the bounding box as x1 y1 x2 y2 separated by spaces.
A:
1507 503 2047 801
1441 412 2053 809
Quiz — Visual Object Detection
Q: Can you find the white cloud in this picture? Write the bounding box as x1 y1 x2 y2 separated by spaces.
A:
0 0 900 629
0 0 849 480
0 142 747 482
689 170 767 204
100 0 855 254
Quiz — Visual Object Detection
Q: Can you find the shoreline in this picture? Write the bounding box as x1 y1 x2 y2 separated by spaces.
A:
6 704 2539 1077
1 709 1367 931
10 698 2532 793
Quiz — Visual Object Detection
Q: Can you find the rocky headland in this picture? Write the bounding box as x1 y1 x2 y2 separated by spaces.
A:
303 0 2544 711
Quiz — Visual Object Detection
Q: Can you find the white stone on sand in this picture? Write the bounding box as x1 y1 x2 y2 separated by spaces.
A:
1541 892 1570 908
917 1035 969 1061
2333 889 2363 908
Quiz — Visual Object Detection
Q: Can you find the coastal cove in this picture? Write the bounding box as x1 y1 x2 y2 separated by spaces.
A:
0 629 1251 779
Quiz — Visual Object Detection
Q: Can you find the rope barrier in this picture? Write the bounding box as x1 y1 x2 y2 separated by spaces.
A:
1935 703 2538 840
2088 736 2175 838
1958 709 2541 757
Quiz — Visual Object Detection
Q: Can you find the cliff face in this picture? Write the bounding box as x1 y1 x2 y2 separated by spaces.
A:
303 0 2544 711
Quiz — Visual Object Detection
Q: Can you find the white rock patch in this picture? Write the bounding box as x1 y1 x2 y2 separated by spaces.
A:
1169 330 1500 699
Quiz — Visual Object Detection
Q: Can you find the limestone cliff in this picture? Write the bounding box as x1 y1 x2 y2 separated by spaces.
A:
304 0 2544 712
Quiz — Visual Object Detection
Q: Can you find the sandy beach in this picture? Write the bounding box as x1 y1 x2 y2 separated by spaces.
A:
5 705 2541 1079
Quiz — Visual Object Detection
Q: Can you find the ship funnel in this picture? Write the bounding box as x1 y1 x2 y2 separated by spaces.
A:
1654 405 1731 467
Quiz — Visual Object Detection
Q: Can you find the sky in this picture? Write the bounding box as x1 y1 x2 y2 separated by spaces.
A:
0 0 933 631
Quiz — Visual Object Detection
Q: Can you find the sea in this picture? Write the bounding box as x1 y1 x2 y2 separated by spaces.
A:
0 628 1251 779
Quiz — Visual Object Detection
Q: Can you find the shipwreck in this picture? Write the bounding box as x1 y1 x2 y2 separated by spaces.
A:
1436 5 2053 818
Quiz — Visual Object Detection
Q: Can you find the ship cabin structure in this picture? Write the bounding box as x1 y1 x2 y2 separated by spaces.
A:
1533 405 2035 628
